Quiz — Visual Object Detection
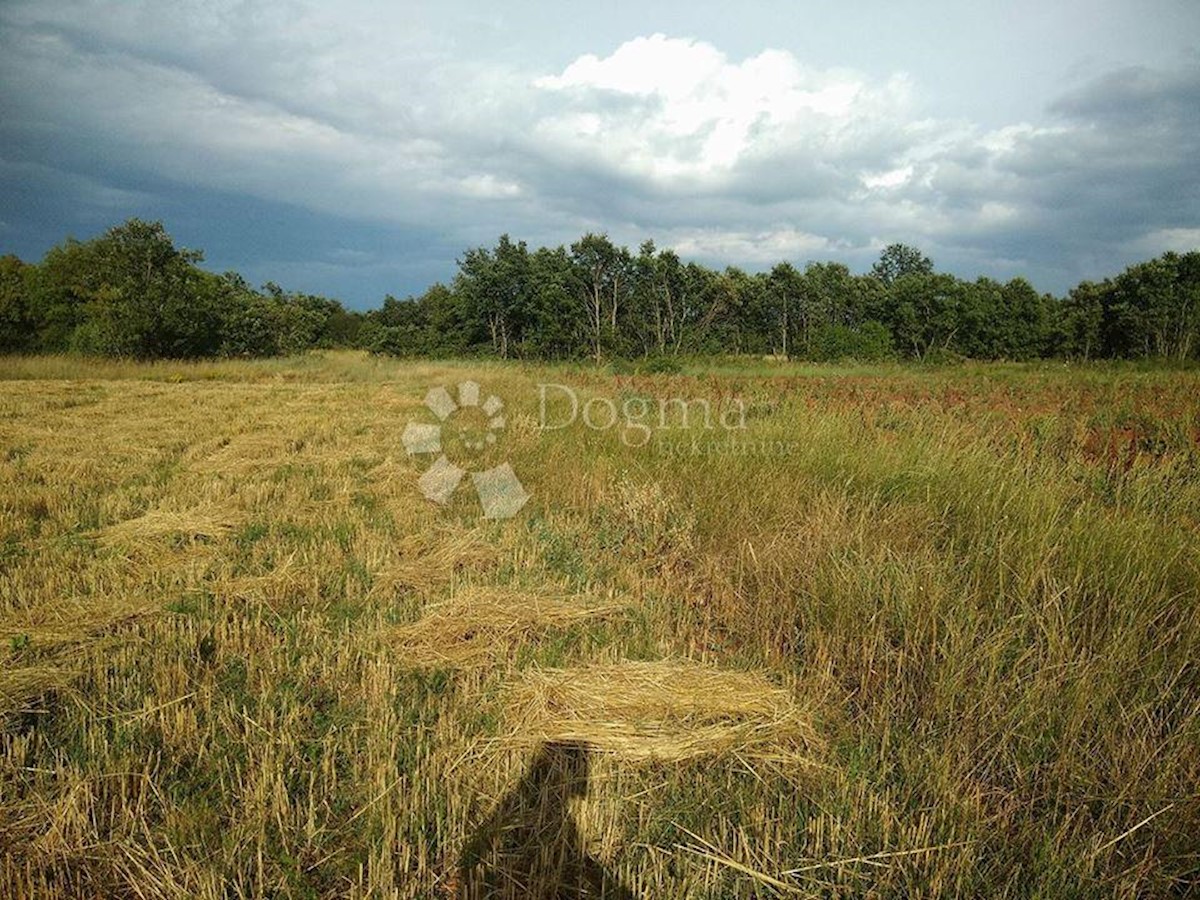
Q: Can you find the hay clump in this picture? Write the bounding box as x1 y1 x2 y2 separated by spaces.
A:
189 426 305 474
501 660 824 763
371 528 501 597
0 597 158 716
219 552 311 607
0 664 77 714
0 597 155 647
95 503 244 548
391 588 626 668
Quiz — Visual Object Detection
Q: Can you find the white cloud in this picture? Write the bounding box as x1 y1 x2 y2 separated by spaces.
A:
861 165 914 190
455 174 523 199
668 227 844 264
1128 228 1200 254
531 34 913 183
977 202 1021 225
535 33 727 100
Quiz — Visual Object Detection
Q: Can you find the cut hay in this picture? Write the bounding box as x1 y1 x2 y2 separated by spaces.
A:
189 431 296 474
0 598 157 716
391 588 626 667
501 660 824 763
219 553 311 606
95 503 245 548
0 597 155 648
0 664 77 712
371 528 500 597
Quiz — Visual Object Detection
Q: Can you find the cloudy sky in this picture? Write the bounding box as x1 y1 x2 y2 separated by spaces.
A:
1 0 1198 307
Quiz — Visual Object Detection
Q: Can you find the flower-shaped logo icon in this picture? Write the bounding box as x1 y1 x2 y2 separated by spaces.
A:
402 380 529 519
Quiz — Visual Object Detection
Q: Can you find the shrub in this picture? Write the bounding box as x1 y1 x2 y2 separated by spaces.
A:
809 320 895 361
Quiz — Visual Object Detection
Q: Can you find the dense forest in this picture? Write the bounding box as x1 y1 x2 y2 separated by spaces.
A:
1 218 1197 363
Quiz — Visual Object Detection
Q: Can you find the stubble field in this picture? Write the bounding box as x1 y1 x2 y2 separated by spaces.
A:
1 351 1198 898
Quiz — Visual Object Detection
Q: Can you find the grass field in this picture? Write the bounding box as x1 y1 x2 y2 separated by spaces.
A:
1 351 1198 898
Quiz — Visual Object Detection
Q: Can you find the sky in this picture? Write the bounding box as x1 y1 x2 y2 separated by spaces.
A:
1 0 1198 308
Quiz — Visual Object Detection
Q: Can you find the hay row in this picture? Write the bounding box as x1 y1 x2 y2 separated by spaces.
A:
391 588 627 667
94 503 245 547
370 528 500 597
0 665 78 714
0 598 155 648
0 597 158 717
218 552 308 606
500 660 824 763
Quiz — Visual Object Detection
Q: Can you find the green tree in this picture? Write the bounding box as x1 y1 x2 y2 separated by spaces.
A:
887 272 964 360
0 255 32 351
997 277 1051 360
1104 253 1200 360
570 233 630 363
25 238 98 350
524 247 582 358
455 236 534 358
92 219 217 357
871 243 934 286
1054 281 1104 359
212 273 279 357
765 263 802 358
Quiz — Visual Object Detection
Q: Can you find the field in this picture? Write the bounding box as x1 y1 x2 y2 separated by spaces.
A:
1 351 1198 898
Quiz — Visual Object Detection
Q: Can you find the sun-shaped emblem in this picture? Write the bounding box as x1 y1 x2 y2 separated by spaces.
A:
402 380 529 519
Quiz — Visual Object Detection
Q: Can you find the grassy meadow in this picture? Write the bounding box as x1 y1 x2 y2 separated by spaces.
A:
1 351 1198 898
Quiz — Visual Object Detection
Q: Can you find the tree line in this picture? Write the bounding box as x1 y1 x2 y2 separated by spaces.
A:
1 218 1197 362
0 219 360 358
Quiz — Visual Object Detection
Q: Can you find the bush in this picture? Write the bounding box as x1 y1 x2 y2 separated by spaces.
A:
367 324 427 357
636 354 684 374
809 320 895 361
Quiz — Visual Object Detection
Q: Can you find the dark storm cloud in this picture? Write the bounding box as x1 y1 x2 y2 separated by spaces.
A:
928 61 1200 281
1049 62 1200 126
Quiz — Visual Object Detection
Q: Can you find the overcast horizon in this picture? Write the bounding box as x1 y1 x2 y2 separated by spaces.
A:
1 0 1198 309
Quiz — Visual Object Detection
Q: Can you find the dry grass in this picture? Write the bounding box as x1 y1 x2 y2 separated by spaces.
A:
0 665 79 715
500 660 825 763
0 351 1198 898
0 596 160 717
370 527 502 598
391 587 627 668
95 502 247 547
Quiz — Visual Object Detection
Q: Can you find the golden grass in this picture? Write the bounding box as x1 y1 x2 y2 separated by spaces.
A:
1 351 1198 898
0 665 78 714
0 595 155 647
392 587 627 668
0 594 160 717
95 502 247 548
501 660 825 763
370 527 502 598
